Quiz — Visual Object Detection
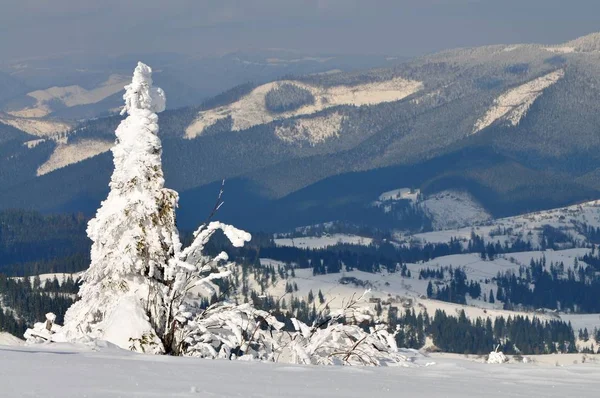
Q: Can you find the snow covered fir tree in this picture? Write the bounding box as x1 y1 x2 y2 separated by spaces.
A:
24 62 404 365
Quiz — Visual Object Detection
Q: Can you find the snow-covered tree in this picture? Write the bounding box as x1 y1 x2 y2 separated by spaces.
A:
59 62 252 354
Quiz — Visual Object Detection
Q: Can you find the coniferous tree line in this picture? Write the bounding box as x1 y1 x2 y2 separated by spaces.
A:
264 83 315 113
0 210 89 267
494 256 600 312
425 268 482 305
0 274 78 336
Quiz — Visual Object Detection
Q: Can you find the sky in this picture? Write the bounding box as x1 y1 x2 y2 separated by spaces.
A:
1 0 600 61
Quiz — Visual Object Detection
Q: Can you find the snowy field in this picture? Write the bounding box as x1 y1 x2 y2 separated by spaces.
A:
405 199 600 246
1 343 598 397
274 234 373 249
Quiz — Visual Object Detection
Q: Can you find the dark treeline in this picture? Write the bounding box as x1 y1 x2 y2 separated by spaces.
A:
495 255 600 313
0 253 90 277
425 268 482 305
389 307 576 355
0 210 90 267
0 275 78 337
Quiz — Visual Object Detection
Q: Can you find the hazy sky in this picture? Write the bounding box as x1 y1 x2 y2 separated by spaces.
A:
2 0 600 61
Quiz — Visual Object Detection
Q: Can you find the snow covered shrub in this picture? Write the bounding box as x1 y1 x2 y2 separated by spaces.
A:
57 62 251 355
287 293 407 366
175 302 284 360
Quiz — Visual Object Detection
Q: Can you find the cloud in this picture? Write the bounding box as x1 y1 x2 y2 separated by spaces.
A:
1 0 599 61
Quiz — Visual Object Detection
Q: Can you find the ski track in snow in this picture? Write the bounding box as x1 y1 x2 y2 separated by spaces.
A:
185 77 423 139
472 69 564 134
0 344 598 397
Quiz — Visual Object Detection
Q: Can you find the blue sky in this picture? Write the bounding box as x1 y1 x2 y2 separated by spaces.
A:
1 0 599 61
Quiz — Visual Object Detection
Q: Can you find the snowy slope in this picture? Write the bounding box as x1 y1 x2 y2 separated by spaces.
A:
10 75 129 118
408 199 600 248
275 112 344 146
0 116 71 137
472 69 564 134
259 252 600 332
0 344 597 397
37 139 113 176
0 332 23 346
185 77 423 138
421 190 492 230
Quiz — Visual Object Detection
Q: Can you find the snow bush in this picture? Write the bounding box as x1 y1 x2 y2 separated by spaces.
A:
176 302 284 360
287 293 408 366
487 346 508 364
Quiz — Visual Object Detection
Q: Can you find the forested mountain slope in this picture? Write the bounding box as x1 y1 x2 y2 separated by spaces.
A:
2 33 600 231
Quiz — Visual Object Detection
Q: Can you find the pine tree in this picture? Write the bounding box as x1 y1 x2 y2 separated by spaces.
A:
318 289 325 304
60 63 251 354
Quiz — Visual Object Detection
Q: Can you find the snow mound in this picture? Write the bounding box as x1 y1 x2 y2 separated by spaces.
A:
185 77 423 138
100 293 163 353
0 332 24 346
472 69 564 134
275 112 343 145
422 190 492 230
37 139 113 176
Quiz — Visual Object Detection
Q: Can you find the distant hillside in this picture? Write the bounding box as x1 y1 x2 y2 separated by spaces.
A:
2 33 600 231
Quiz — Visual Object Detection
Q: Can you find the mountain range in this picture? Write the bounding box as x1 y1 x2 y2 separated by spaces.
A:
2 33 600 232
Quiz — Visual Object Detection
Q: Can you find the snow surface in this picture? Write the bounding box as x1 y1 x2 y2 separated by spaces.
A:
185 77 423 138
275 234 373 249
37 139 113 176
472 69 564 134
0 332 23 346
0 344 598 397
